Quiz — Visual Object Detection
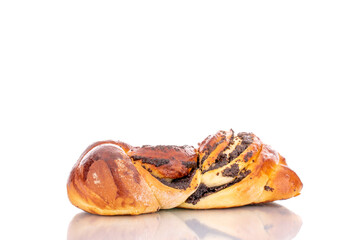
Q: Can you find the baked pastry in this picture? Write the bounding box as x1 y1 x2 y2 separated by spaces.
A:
67 141 200 215
180 130 302 208
67 130 303 215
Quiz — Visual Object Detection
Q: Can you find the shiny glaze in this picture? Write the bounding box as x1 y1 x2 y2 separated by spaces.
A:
67 141 160 213
127 145 197 179
198 130 233 171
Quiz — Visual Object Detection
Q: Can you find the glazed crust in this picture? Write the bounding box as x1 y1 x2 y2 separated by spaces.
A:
134 164 201 209
179 131 302 209
67 141 200 215
127 145 197 179
67 141 160 215
67 131 303 215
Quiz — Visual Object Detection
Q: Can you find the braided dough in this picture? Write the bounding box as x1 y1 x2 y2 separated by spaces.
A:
67 130 302 215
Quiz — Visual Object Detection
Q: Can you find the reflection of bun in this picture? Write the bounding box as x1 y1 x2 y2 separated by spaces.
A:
67 130 302 215
67 203 302 240
67 213 161 240
67 211 198 240
176 203 302 240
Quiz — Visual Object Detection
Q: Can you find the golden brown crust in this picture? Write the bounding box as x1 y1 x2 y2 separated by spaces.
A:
254 160 303 203
127 145 197 179
199 130 234 172
179 130 303 209
67 142 159 215
67 131 303 215
134 163 201 209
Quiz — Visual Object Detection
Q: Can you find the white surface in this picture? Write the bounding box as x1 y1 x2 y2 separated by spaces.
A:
0 1 359 239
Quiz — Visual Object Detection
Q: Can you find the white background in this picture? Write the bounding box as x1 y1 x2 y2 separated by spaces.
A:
1 1 359 239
